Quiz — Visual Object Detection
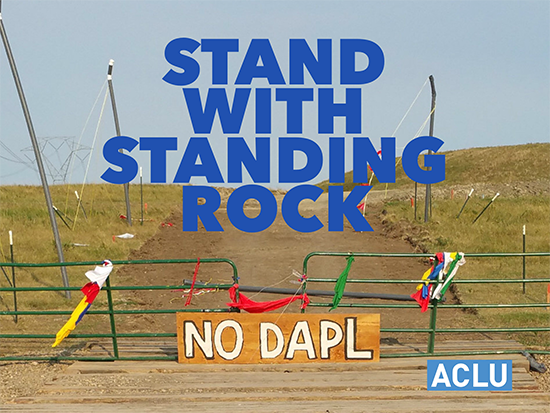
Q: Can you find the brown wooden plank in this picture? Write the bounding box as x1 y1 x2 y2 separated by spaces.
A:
14 390 550 403
7 399 550 413
176 312 380 364
52 367 539 396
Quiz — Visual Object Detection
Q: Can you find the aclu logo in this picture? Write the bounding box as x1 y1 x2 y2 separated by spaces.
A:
427 360 512 391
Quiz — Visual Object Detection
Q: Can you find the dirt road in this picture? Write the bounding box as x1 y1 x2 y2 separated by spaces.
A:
2 191 549 410
114 192 477 339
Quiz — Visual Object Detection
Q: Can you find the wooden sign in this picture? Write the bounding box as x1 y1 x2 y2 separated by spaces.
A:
176 313 380 364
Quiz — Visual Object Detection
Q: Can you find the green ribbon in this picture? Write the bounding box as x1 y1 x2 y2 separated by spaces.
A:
436 253 462 300
330 256 355 311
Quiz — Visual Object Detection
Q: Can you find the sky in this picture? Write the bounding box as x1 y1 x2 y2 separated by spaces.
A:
0 0 549 188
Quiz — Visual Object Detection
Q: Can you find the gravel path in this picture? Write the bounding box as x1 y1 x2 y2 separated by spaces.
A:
0 361 71 403
531 354 550 392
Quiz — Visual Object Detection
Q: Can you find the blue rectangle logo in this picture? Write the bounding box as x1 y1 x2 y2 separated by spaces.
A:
427 360 513 391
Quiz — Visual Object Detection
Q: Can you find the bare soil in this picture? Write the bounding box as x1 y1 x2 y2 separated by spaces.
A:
113 196 478 339
1 191 548 405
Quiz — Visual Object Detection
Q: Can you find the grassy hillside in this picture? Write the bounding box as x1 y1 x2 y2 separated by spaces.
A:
372 143 550 346
0 183 185 337
0 184 183 302
1 144 549 346
317 143 550 191
0 184 182 264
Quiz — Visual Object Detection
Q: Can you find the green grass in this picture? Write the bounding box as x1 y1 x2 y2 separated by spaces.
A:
316 142 550 191
317 142 550 345
344 143 550 347
1 143 549 348
0 184 182 264
381 194 550 346
0 183 183 336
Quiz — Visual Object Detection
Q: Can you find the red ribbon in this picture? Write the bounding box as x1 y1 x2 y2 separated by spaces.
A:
227 285 309 313
184 258 201 306
81 282 100 304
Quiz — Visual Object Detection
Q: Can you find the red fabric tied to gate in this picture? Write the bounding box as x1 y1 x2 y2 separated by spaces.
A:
227 285 310 313
81 282 101 304
184 258 201 306
410 284 432 313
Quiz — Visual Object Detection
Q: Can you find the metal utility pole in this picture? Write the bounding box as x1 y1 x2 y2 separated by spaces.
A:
140 167 144 226
107 59 132 226
0 3 71 298
424 75 436 223
414 182 418 220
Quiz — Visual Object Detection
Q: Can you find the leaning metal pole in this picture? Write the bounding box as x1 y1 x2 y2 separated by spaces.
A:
0 5 71 298
107 59 132 226
424 75 436 223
